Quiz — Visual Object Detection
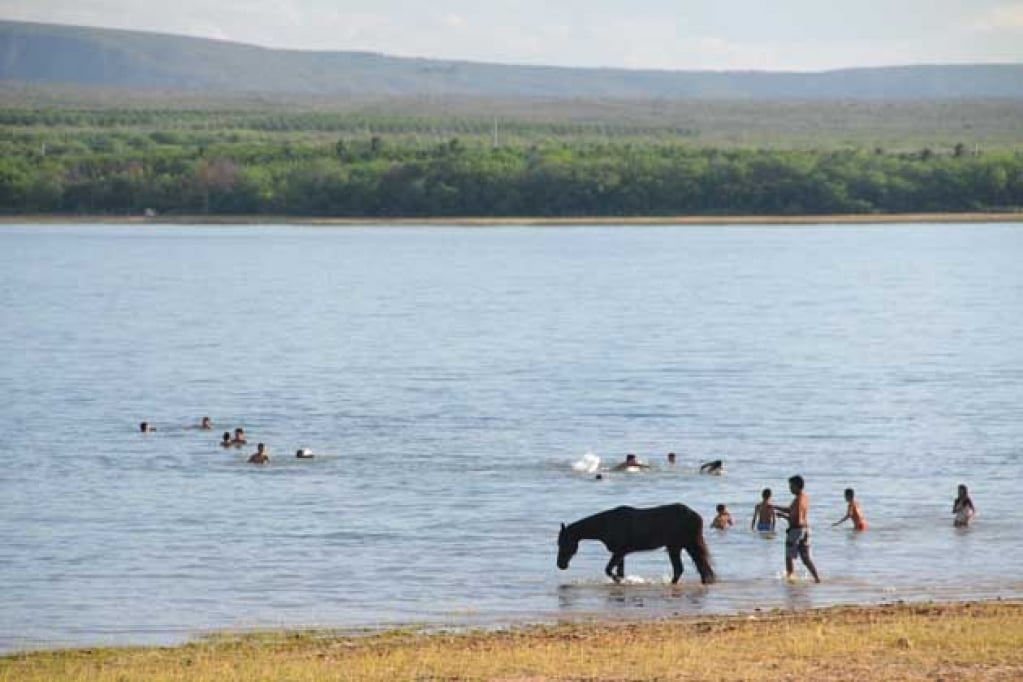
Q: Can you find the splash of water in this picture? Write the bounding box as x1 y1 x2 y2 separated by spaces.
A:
572 452 601 474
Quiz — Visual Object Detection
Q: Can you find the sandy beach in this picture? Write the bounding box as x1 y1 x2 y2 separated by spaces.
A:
1 212 1021 226
3 600 1022 681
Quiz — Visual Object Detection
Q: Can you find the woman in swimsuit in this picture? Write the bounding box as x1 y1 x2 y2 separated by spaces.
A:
952 484 976 527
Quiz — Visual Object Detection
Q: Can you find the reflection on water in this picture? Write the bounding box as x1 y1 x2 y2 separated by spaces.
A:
557 581 710 616
1 222 1022 651
781 583 817 612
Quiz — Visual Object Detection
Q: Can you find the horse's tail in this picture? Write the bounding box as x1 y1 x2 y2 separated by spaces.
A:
684 507 716 584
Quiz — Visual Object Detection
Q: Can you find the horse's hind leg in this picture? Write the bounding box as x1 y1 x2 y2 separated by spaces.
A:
667 547 684 584
684 539 716 584
605 553 625 583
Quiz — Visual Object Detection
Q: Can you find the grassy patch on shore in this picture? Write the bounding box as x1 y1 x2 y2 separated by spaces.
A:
3 601 1022 681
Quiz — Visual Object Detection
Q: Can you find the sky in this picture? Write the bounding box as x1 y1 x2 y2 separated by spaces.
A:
2 0 1023 72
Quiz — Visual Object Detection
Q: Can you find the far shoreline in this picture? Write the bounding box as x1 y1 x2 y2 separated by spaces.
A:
1 211 1022 227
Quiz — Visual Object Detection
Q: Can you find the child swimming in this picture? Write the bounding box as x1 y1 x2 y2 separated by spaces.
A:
611 454 650 471
711 504 734 529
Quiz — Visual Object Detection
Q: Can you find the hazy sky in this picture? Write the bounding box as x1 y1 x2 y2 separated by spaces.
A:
3 0 1023 71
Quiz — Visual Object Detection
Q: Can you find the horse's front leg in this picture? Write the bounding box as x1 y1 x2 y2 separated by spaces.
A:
668 547 684 584
605 553 625 583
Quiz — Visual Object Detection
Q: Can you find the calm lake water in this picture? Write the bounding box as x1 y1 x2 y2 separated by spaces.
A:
1 222 1022 652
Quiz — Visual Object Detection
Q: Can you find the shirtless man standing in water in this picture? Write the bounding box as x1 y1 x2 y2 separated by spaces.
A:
774 475 821 583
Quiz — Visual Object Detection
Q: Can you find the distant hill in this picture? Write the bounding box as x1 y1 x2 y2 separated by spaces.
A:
2 20 1023 99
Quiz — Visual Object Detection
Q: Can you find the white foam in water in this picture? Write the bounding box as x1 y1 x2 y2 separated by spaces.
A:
572 452 601 473
620 575 649 585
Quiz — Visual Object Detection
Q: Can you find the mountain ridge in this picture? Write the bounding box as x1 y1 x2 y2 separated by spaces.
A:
3 19 1023 99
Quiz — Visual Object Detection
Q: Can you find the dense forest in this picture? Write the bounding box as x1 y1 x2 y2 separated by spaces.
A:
2 21 1021 217
2 102 1022 217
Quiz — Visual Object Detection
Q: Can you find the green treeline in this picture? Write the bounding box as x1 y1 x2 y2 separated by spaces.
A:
2 123 1022 217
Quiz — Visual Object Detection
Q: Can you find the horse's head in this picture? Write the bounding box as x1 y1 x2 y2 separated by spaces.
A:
557 522 578 570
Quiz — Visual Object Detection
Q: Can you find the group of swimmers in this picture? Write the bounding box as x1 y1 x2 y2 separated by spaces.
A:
704 475 844 582
727 486 867 533
593 452 978 583
712 476 978 583
607 452 723 474
140 417 315 464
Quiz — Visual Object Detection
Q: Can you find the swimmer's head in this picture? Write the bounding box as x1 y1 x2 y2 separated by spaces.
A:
667 452 676 463
844 488 855 501
221 431 231 442
139 422 149 432
958 483 969 496
716 504 726 513
201 416 211 428
595 473 603 481
257 442 265 453
235 427 245 436
789 475 805 493
761 487 772 500
625 453 637 464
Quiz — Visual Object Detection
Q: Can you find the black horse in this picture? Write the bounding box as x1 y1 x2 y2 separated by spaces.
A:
557 504 715 584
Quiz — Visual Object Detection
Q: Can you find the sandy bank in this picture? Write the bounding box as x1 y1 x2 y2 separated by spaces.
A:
1 212 1022 227
3 600 1022 681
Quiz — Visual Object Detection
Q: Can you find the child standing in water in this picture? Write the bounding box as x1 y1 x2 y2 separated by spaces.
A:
833 488 868 531
751 488 777 532
711 504 734 529
953 484 976 527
